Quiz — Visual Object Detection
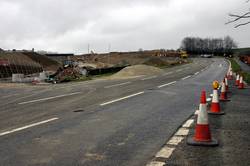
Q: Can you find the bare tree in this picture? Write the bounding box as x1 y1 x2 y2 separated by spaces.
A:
180 36 237 55
226 1 250 28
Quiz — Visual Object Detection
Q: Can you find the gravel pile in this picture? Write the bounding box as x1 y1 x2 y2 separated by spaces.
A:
110 64 163 79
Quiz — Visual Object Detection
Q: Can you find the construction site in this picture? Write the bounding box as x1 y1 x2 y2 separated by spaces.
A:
0 49 189 84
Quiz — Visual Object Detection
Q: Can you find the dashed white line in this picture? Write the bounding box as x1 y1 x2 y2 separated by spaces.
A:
147 117 194 165
194 72 199 75
155 146 175 158
175 128 189 136
157 81 176 88
181 75 191 80
18 92 82 105
176 69 182 72
146 161 166 166
195 110 199 115
206 97 212 102
167 136 184 145
104 82 131 88
100 91 144 106
163 71 173 76
141 76 157 81
0 117 59 136
182 119 194 128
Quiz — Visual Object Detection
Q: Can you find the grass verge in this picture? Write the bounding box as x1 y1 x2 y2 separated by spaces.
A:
228 58 250 84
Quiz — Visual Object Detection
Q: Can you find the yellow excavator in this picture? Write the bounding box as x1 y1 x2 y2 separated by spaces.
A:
180 51 188 58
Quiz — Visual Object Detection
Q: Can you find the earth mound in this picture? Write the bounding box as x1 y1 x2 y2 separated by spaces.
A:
110 64 163 79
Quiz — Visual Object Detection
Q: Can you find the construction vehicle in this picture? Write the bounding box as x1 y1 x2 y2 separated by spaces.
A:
180 51 188 58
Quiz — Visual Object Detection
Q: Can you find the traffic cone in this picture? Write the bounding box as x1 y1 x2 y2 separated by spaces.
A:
235 74 240 86
208 88 225 115
225 77 229 92
227 69 233 80
187 91 218 146
220 80 230 101
238 76 245 89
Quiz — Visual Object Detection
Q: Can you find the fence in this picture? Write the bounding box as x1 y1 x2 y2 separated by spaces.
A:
0 64 43 78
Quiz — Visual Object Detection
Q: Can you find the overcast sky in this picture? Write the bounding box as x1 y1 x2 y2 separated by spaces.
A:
0 0 249 54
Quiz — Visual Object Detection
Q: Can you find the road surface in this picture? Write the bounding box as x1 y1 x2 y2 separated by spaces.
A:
0 58 228 166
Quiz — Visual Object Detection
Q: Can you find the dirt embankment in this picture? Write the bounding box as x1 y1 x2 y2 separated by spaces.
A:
76 51 186 69
109 64 164 79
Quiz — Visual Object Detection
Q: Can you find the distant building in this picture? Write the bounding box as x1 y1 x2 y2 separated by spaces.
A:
45 53 74 63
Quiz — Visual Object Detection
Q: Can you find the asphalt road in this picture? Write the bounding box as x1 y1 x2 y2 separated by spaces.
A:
0 58 229 166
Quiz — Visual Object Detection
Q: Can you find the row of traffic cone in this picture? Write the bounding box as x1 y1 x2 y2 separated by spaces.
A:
187 67 246 146
235 74 245 89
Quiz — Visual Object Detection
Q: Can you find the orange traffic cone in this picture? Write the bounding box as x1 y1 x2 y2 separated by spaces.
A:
227 69 233 80
225 77 229 92
187 91 218 146
238 76 245 89
235 74 240 86
208 87 225 115
220 80 230 101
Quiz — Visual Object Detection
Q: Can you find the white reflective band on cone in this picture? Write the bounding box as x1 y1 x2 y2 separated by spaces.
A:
225 78 228 85
240 76 243 83
212 89 219 103
221 82 226 92
197 104 208 124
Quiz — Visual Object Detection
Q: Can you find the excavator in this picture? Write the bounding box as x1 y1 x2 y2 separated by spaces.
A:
180 50 188 58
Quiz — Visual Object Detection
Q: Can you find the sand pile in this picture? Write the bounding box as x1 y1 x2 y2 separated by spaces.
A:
110 64 163 79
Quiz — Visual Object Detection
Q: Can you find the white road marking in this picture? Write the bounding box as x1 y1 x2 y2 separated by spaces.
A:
175 128 189 136
182 119 194 128
181 75 191 80
155 146 175 158
163 71 173 76
141 76 157 81
206 97 212 102
0 117 59 136
167 136 184 145
146 161 166 166
194 72 199 75
104 82 131 88
176 69 182 72
100 91 144 106
132 75 146 78
148 116 194 163
157 81 176 88
18 92 81 105
195 110 199 115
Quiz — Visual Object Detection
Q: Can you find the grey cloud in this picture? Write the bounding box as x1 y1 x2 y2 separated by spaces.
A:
0 0 249 53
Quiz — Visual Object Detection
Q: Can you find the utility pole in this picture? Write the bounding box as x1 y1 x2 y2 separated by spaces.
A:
108 43 111 65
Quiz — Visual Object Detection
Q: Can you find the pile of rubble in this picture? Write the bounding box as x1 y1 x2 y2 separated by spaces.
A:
47 64 88 83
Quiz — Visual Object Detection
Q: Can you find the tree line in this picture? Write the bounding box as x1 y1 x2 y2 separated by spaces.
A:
180 36 237 55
